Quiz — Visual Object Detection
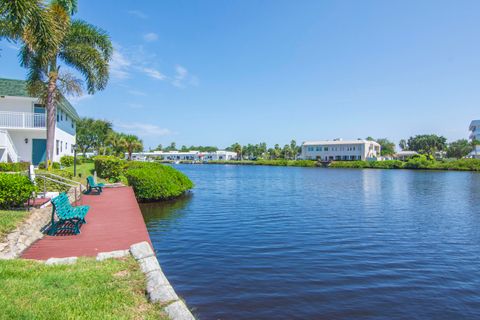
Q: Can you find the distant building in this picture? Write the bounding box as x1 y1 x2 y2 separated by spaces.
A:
469 120 480 158
394 150 418 160
130 150 237 162
300 139 381 161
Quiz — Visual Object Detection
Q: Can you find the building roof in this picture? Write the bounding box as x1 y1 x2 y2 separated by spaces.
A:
303 139 381 146
395 150 418 156
0 78 80 121
470 120 480 130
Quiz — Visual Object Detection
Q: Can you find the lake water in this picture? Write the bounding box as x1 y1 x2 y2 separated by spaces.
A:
140 164 480 320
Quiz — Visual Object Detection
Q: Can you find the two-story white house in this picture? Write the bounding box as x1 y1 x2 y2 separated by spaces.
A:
469 120 480 158
300 139 381 161
0 78 79 165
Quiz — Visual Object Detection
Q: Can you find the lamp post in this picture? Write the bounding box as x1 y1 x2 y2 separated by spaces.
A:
73 144 77 177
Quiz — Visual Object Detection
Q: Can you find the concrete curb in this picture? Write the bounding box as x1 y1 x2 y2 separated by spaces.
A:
130 241 195 320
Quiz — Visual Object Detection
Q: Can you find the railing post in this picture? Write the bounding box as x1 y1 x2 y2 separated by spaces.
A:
22 112 25 128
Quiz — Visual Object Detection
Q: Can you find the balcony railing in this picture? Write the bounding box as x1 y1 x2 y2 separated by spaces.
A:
0 111 46 129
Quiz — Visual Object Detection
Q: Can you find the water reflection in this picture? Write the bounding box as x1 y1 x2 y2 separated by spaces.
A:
140 192 193 224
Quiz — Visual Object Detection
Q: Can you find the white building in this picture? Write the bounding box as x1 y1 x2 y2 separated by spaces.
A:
0 79 78 165
300 139 381 161
469 120 480 158
130 150 238 162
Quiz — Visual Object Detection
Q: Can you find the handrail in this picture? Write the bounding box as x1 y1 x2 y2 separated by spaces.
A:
0 111 46 129
0 129 19 162
35 172 85 205
36 172 82 186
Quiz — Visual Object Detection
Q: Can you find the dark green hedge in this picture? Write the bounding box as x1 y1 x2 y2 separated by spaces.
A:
329 157 480 171
94 156 124 181
0 162 30 172
124 162 194 201
0 174 35 209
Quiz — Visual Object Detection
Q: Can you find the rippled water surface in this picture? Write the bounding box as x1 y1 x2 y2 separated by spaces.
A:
140 165 480 320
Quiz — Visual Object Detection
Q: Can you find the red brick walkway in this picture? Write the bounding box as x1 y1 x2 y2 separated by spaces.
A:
22 187 151 260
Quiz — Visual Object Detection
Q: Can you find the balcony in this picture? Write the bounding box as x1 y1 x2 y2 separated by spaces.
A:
0 111 46 129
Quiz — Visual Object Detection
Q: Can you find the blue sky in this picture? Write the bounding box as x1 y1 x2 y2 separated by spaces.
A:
1 0 480 149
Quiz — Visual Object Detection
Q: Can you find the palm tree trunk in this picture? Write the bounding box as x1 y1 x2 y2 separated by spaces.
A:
45 72 58 167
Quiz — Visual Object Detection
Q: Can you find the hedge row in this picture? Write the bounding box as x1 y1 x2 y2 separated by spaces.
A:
34 169 74 193
0 174 35 209
93 157 194 201
329 157 480 171
0 162 30 172
124 162 194 202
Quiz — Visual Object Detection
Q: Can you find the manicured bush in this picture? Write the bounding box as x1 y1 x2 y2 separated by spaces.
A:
124 162 194 201
0 162 31 172
94 156 124 181
60 155 74 167
0 174 35 209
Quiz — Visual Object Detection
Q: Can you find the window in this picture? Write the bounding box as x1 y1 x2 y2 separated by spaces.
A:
57 112 59 122
60 110 63 121
71 145 74 153
316 146 321 151
324 147 328 151
72 121 74 129
65 142 68 151
56 140 59 155
60 141 63 152
66 114 68 121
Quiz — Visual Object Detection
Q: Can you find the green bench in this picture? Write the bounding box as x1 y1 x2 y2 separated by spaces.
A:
48 193 90 235
85 176 105 194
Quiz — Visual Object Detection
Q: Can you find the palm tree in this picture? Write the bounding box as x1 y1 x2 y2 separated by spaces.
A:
105 132 126 158
2 0 112 168
124 134 143 160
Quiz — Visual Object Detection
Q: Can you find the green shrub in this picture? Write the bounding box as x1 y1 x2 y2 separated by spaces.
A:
60 155 74 167
124 162 194 201
0 162 30 172
94 156 124 181
404 155 434 169
38 162 61 170
0 174 35 209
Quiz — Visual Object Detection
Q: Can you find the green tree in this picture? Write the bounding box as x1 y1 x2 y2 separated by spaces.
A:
2 0 112 167
375 138 395 156
471 138 479 158
75 118 112 156
164 142 177 152
399 139 407 151
105 131 126 157
406 134 447 156
124 134 143 160
446 139 473 159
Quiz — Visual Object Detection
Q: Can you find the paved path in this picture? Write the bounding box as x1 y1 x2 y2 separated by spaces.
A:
22 187 151 260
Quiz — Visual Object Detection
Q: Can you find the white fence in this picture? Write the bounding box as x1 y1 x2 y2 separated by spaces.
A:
0 111 46 129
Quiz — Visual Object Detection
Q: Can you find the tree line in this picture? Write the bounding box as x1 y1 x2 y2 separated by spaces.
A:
150 135 479 160
76 118 143 160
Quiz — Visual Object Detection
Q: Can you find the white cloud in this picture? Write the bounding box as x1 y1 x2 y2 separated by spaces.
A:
143 33 158 42
110 48 131 80
116 122 172 137
127 10 147 19
172 65 189 88
67 94 93 105
142 67 167 80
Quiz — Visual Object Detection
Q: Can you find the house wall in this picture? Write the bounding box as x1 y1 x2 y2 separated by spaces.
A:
0 96 38 112
53 127 76 162
8 129 46 163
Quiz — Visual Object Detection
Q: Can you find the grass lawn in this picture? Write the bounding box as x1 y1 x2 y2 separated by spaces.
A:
0 210 30 240
0 257 168 319
63 162 107 184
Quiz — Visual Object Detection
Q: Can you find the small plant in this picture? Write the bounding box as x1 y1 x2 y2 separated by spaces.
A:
0 174 36 209
0 162 30 172
60 155 74 167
